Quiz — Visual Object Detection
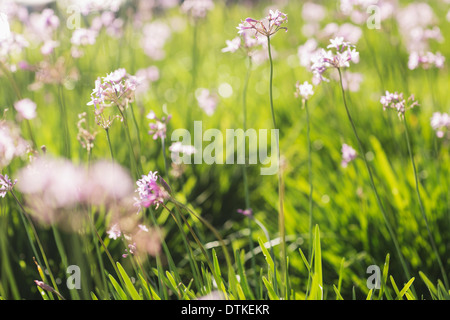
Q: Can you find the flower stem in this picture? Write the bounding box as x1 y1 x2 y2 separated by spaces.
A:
337 68 414 291
242 55 258 292
267 35 287 299
305 100 314 260
403 116 449 288
105 128 114 162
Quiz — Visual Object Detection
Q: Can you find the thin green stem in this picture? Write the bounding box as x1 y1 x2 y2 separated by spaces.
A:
337 68 414 291
242 55 258 293
105 128 114 162
403 116 448 288
58 85 71 158
305 100 314 260
9 191 61 297
267 35 287 298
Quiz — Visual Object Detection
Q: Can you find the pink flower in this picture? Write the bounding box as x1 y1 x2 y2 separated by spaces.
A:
0 121 29 169
147 110 171 140
310 38 359 84
408 51 445 70
295 81 314 101
107 223 122 240
237 208 253 217
14 98 37 120
380 91 419 119
134 171 169 209
0 174 16 198
181 0 214 19
341 143 357 168
222 37 241 53
196 88 218 116
0 12 11 42
237 9 288 38
430 112 450 139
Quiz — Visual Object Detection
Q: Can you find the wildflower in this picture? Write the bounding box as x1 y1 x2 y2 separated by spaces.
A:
147 110 171 140
87 68 140 114
295 81 314 101
221 37 241 53
70 28 98 47
380 91 419 119
76 112 97 154
310 37 359 84
106 223 122 240
0 120 29 169
237 208 253 217
196 88 218 116
141 21 171 60
0 174 16 198
134 171 169 209
181 0 214 20
341 143 357 168
14 98 37 121
430 112 450 139
237 9 288 38
408 51 445 70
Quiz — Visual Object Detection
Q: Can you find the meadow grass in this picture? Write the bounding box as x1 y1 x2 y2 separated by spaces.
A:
0 0 449 301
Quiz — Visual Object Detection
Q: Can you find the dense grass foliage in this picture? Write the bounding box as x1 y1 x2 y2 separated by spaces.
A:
0 0 449 300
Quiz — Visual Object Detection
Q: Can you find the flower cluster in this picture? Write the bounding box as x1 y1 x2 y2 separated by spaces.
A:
181 0 215 20
341 143 357 168
14 98 37 121
0 120 29 169
196 88 219 116
408 51 445 70
87 68 139 114
147 110 171 140
237 208 253 217
430 112 450 139
0 174 16 198
237 9 288 38
380 91 419 119
134 171 170 210
310 37 359 84
17 157 134 226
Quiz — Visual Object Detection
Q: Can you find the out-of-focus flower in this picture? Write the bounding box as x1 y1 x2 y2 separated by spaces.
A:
310 37 359 84
237 208 253 217
0 120 29 169
320 23 362 45
60 0 124 16
134 171 169 209
221 37 241 53
334 71 364 92
87 68 140 115
380 91 419 119
302 2 326 23
0 12 11 41
71 28 98 47
196 88 218 116
14 98 37 120
169 142 196 164
181 0 214 20
298 38 319 68
135 66 160 99
408 51 445 70
0 174 16 198
430 112 450 139
341 143 357 168
237 9 288 38
147 110 171 140
16 156 134 226
141 21 171 60
295 81 314 101
76 112 97 154
107 223 122 240
29 57 80 91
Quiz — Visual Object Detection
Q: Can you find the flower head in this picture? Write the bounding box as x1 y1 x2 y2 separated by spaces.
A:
87 68 140 115
196 88 218 116
295 81 314 101
0 174 16 198
237 9 288 38
134 171 169 209
237 208 253 217
380 91 419 119
14 98 37 121
0 120 29 169
147 110 171 140
310 37 359 84
430 112 450 139
341 143 357 168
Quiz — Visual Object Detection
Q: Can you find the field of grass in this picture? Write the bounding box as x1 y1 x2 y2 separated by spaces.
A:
0 0 449 301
